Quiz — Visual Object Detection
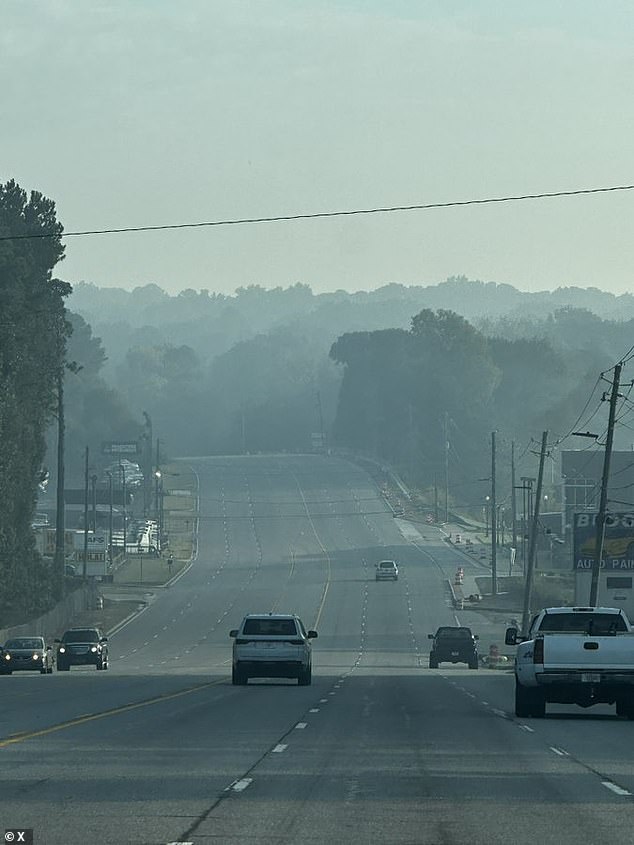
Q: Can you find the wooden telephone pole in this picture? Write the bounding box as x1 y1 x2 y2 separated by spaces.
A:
589 363 622 606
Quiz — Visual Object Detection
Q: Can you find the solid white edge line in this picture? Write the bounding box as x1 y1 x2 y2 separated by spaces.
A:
550 746 566 756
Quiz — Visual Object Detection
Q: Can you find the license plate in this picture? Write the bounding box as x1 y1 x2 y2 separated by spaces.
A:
256 642 276 649
581 672 601 683
451 651 459 657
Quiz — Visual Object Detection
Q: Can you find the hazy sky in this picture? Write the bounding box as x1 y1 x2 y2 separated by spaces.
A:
3 1 634 295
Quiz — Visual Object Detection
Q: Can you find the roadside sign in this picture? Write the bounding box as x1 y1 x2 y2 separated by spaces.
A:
102 440 139 455
73 531 107 551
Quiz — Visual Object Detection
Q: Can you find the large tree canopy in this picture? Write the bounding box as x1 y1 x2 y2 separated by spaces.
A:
0 179 70 621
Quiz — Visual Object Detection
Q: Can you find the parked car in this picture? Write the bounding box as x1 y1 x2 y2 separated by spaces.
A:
55 628 109 671
428 626 479 669
229 614 317 685
0 636 53 674
375 560 399 581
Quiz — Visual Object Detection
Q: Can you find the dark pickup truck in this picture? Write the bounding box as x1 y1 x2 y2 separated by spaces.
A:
428 626 479 669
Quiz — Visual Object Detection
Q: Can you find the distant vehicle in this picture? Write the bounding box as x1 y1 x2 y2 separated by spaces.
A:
375 560 399 581
455 533 462 543
428 626 479 669
0 636 53 674
55 628 109 671
506 606 634 718
229 614 317 685
65 563 77 577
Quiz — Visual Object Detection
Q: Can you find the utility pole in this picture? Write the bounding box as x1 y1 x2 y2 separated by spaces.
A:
106 471 113 572
91 474 98 531
444 412 449 523
434 476 439 524
590 363 622 606
142 411 153 517
521 431 548 633
491 431 497 595
54 368 66 591
511 440 517 551
83 446 89 580
316 390 325 449
119 462 127 558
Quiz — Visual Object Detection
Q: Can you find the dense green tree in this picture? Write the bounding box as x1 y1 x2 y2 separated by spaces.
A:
0 180 70 622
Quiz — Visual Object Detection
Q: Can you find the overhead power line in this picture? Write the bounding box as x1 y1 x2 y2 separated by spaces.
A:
1 182 633 242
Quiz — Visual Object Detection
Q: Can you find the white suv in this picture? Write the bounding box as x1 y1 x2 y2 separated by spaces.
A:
375 560 399 581
229 614 317 686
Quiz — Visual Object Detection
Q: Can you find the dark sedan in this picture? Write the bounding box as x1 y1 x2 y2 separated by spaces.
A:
0 636 54 674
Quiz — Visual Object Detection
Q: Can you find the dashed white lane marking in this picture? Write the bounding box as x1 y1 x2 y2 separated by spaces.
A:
491 708 508 719
167 841 193 844
519 724 535 732
602 781 632 796
272 744 288 753
309 708 320 713
231 778 253 792
481 700 489 705
550 747 569 757
329 692 336 696
319 699 328 703
295 722 308 729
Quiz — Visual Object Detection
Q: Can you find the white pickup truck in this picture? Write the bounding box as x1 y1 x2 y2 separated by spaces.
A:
505 606 634 719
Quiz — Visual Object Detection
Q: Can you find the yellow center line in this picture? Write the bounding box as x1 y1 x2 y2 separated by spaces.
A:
0 678 225 749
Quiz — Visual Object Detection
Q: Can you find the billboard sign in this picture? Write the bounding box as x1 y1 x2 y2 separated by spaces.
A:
72 531 107 552
102 440 139 455
573 512 634 571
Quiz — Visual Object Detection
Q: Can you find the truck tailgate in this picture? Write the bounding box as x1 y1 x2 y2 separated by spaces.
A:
542 634 634 670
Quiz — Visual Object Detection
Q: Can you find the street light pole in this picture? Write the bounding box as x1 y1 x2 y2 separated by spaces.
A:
155 470 162 555
106 471 113 572
119 463 127 557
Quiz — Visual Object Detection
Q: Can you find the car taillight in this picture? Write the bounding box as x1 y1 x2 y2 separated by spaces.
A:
533 638 544 664
288 640 304 646
236 639 250 645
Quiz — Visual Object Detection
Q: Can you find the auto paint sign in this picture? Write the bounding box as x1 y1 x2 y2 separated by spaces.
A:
573 512 634 570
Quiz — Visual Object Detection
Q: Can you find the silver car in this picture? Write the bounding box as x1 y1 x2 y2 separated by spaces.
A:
229 614 317 686
1 636 54 674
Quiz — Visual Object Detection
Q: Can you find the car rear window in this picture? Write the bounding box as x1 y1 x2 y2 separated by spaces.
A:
380 562 395 568
539 613 628 634
436 628 472 639
62 630 99 643
5 638 44 649
243 618 298 636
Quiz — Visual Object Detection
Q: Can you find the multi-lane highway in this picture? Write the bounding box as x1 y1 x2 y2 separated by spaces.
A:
2 454 634 844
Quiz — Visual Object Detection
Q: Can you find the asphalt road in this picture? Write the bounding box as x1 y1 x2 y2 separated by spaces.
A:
2 454 634 844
